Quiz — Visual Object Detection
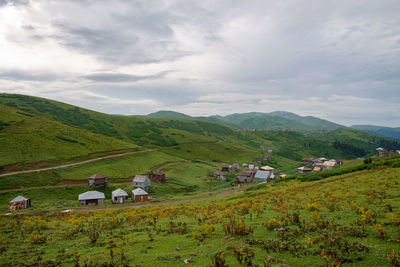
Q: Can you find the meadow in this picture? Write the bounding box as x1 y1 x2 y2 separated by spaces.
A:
1 165 399 266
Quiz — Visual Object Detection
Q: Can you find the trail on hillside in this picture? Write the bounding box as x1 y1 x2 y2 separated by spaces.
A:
0 141 220 178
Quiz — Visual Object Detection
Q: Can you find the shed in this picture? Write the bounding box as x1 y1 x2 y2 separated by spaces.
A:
111 189 129 204
214 171 227 181
9 196 31 210
236 171 254 183
297 166 312 174
221 165 230 172
231 164 240 171
88 174 108 188
149 171 166 182
132 188 148 202
133 175 151 190
78 191 105 206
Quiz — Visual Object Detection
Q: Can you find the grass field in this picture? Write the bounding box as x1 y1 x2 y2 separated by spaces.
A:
0 165 399 266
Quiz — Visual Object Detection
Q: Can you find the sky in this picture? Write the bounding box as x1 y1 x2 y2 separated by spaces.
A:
0 0 399 127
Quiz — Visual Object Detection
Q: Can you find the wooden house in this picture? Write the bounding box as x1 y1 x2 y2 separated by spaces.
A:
78 191 105 206
88 174 108 188
214 171 227 181
376 148 388 157
322 160 338 170
133 175 151 190
9 196 31 210
302 158 316 165
132 188 148 202
297 166 312 174
221 165 230 172
149 171 166 182
236 171 254 183
111 189 129 204
231 164 240 171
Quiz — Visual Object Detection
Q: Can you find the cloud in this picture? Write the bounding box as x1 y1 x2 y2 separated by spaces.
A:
0 0 399 127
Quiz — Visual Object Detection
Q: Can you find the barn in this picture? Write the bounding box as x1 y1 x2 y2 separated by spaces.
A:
78 191 105 206
9 196 31 210
111 189 129 204
132 188 148 202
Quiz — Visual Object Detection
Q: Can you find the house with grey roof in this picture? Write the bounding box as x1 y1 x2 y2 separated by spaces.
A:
111 189 129 204
78 191 105 206
133 175 151 190
255 170 275 183
9 195 31 210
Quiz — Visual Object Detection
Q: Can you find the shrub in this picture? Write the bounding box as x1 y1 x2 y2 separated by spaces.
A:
263 218 282 230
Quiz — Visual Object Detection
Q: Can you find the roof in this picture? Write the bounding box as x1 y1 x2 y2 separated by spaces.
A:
298 166 312 171
255 170 269 179
112 188 128 197
237 171 253 177
214 171 226 176
78 191 105 200
151 170 164 175
133 175 149 182
132 188 148 196
323 161 337 167
260 165 275 171
313 167 322 172
89 174 106 179
9 195 29 203
232 163 239 167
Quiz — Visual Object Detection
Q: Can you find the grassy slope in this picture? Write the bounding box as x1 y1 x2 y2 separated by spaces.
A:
0 165 399 266
0 104 137 167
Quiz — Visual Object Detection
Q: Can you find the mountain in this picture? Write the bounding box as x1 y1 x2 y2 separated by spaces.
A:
269 111 345 130
351 125 400 140
147 110 192 119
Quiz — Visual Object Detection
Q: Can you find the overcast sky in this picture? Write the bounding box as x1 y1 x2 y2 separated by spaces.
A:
0 0 399 127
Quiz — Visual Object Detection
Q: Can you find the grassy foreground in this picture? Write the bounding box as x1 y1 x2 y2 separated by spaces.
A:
1 166 399 266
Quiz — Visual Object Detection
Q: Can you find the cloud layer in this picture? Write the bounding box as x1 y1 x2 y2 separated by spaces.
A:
0 0 399 126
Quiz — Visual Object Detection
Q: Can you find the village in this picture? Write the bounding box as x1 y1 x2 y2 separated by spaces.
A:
8 147 398 211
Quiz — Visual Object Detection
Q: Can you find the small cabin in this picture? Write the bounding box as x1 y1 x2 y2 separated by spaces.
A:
9 196 31 210
214 171 227 181
236 171 254 183
221 165 230 172
149 171 166 182
78 191 105 206
297 166 312 174
255 170 275 183
88 174 108 188
322 160 338 170
133 175 151 190
132 188 148 202
231 164 239 171
111 189 129 204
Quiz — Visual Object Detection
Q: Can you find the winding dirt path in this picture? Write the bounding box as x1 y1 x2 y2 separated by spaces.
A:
0 149 155 178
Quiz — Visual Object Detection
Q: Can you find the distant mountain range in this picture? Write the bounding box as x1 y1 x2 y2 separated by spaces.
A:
350 125 400 140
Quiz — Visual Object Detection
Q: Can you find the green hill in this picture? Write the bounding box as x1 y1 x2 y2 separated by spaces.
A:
0 104 137 168
351 125 400 140
146 110 192 119
269 111 345 130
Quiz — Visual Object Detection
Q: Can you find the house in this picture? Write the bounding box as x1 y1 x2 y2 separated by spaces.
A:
214 171 227 181
88 174 108 188
313 160 324 167
133 175 151 190
242 163 248 168
322 160 338 170
221 165 230 172
78 191 105 206
236 171 254 183
9 196 31 210
302 158 316 165
248 164 255 170
260 165 275 171
297 166 312 174
267 150 273 154
313 167 322 172
111 189 129 204
149 171 166 182
132 188 148 202
231 164 240 171
263 156 273 161
318 157 328 162
376 148 388 157
254 170 275 183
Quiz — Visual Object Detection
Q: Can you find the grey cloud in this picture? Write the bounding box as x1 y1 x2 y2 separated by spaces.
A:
81 71 172 82
0 0 29 6
0 70 60 81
